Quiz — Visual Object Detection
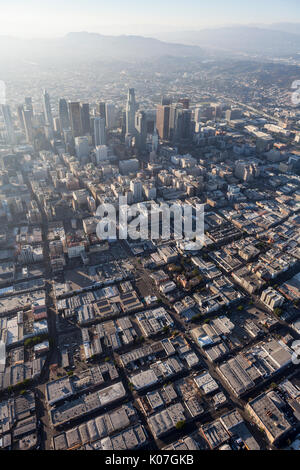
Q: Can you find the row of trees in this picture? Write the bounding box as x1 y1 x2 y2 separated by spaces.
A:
24 333 50 349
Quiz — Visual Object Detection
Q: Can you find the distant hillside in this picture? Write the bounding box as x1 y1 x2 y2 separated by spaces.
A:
155 26 300 56
266 23 300 36
0 32 204 65
1 27 299 67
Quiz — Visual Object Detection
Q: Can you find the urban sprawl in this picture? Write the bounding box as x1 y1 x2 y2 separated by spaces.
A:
0 69 300 451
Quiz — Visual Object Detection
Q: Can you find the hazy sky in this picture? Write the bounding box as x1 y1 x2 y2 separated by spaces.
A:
1 0 300 37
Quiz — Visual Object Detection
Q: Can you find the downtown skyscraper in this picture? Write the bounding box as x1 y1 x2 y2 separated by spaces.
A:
68 101 82 138
1 104 15 144
22 108 34 143
135 110 147 151
126 88 138 136
59 98 70 130
94 117 106 146
42 90 53 128
80 103 91 135
96 102 106 125
156 103 171 141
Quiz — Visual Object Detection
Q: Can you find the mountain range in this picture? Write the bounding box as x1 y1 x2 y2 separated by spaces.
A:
0 24 299 66
154 24 300 56
0 32 203 64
